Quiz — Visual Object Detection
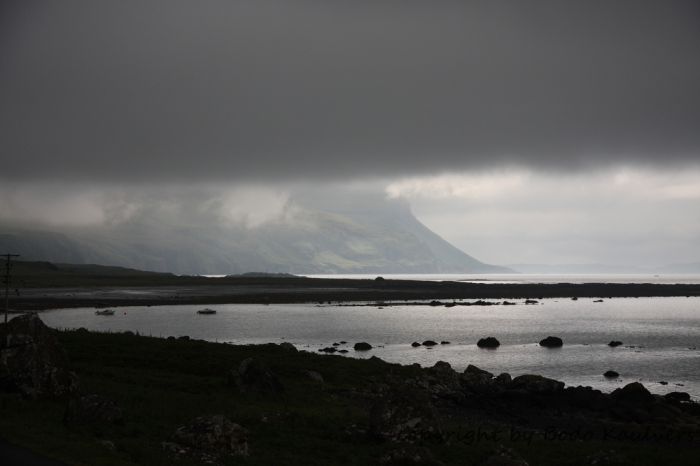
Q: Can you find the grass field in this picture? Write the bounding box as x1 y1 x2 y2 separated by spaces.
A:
1 329 699 465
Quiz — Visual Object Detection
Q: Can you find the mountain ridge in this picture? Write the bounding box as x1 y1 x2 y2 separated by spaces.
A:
0 196 509 275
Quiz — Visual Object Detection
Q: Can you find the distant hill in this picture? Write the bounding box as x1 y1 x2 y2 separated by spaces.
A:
0 195 509 275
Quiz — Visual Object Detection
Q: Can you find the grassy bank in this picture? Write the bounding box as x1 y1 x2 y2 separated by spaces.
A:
1 330 699 465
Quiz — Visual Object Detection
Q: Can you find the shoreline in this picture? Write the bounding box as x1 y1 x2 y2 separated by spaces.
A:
2 318 699 465
10 279 700 310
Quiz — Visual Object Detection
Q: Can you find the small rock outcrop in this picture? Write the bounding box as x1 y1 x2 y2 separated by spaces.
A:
369 386 442 444
611 382 654 404
422 340 438 347
411 342 421 347
538 336 563 348
354 342 373 351
509 374 564 394
464 365 494 379
279 342 297 352
304 370 324 383
608 340 623 347
0 313 79 398
64 393 124 426
664 392 691 403
476 337 500 348
228 358 283 394
603 370 619 378
164 415 248 464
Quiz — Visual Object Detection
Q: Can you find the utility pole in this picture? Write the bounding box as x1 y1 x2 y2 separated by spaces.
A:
3 254 20 325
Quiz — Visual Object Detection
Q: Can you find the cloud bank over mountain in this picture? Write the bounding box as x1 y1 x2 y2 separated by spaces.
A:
1 0 699 183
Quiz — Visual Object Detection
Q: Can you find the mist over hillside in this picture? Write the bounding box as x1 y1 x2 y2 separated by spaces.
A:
0 193 508 275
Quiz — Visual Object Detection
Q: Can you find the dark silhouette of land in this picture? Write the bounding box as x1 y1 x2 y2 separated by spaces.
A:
8 261 700 311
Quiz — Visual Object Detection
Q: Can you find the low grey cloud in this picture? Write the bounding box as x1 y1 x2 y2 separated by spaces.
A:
1 0 699 182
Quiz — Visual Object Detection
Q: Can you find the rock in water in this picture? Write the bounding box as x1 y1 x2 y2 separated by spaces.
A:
603 370 620 378
228 357 283 394
477 337 500 348
0 313 79 398
422 340 438 347
608 340 623 347
539 336 563 348
165 415 248 463
354 342 373 351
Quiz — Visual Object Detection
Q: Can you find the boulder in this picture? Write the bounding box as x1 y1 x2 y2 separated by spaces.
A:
64 393 124 426
304 370 324 383
538 336 563 348
0 313 79 398
354 342 373 351
279 342 297 352
228 358 283 395
563 386 608 410
664 392 691 403
476 337 500 348
369 386 442 444
166 415 248 463
603 370 619 378
422 340 438 347
509 374 564 394
608 340 623 347
411 342 422 347
464 365 494 379
495 373 512 385
611 382 654 404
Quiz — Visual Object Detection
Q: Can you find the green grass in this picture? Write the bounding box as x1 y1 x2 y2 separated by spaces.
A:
1 331 698 465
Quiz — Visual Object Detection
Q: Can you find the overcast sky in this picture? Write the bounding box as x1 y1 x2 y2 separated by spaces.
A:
1 1 699 267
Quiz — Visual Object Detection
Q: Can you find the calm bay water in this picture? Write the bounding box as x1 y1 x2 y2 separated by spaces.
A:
41 296 700 399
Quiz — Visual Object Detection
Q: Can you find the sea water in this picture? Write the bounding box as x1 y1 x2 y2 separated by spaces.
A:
41 296 700 399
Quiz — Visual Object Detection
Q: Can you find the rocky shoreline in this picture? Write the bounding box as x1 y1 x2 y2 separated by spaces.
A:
1 313 699 465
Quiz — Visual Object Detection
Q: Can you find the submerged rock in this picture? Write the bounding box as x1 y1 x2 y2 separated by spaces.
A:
539 336 563 348
0 313 79 398
477 337 500 348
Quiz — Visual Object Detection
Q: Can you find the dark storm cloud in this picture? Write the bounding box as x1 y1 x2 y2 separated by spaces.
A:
1 0 699 182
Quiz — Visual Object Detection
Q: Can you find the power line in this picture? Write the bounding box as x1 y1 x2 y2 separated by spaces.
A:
3 254 20 325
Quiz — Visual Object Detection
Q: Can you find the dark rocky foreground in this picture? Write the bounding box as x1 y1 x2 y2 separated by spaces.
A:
1 314 699 465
